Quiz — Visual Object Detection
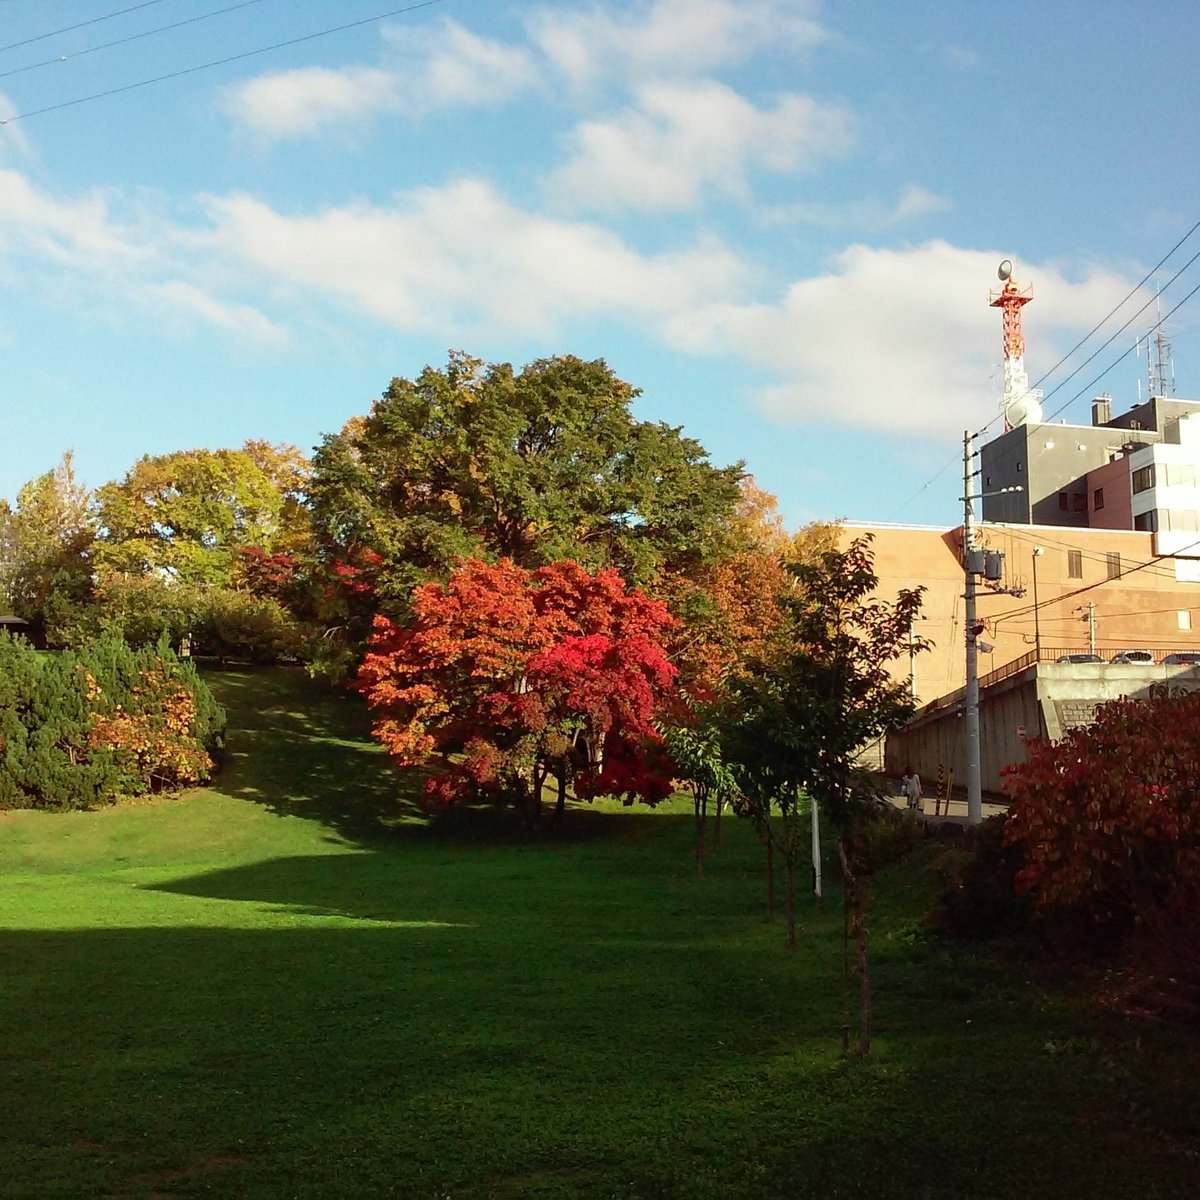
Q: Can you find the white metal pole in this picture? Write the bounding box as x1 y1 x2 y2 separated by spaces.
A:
963 430 983 825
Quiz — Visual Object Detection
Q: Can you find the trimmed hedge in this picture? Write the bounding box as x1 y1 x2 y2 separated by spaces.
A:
0 631 225 810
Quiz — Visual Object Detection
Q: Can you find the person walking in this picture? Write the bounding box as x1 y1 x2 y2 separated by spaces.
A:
902 766 922 812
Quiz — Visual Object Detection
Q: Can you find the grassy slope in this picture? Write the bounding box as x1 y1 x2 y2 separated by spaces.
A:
0 669 1197 1199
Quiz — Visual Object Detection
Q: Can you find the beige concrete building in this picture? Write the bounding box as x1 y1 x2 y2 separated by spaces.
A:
844 520 1200 706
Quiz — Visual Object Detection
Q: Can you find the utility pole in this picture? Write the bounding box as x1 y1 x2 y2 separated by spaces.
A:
1032 547 1044 658
962 429 983 826
1086 602 1096 656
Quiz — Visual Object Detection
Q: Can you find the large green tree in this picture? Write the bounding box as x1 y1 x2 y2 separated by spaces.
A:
94 442 310 588
309 352 744 608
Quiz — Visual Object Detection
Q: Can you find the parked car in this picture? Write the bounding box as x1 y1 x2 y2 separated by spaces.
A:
1163 651 1200 664
1056 653 1104 663
1110 650 1155 664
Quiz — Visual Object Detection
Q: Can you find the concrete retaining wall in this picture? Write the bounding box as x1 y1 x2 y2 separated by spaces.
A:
886 662 1200 795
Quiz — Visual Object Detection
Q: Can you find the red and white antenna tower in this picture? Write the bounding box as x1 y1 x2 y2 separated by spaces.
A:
989 259 1043 429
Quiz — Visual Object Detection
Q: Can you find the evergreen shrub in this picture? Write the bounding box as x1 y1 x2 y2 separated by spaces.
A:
0 630 225 810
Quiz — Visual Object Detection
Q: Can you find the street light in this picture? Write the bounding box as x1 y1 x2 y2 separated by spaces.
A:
1032 547 1044 658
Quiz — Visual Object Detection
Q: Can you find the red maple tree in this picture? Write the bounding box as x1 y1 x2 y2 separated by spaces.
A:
358 558 678 822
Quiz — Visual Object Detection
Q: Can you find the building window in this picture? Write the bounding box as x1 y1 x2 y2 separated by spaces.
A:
1107 551 1122 580
1134 511 1159 532
1094 488 1105 510
1132 465 1154 493
1058 492 1069 512
1179 610 1193 632
1067 549 1083 578
1072 492 1087 512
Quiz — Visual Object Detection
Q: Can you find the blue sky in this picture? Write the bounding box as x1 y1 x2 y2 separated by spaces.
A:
3 0 1199 529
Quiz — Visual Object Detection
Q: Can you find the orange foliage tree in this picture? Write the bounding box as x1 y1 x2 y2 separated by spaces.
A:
358 558 678 824
87 662 215 793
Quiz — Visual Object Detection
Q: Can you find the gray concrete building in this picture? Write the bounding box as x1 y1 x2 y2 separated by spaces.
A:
981 394 1200 528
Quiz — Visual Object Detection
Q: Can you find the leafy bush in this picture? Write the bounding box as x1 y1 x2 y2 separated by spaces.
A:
90 575 204 648
61 575 310 665
843 798 926 874
0 631 225 810
1003 689 1200 936
932 813 1034 939
1107 881 1200 1019
191 588 308 663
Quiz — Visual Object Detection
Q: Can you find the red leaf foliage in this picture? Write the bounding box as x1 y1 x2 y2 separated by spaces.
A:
1003 688 1200 926
357 557 679 811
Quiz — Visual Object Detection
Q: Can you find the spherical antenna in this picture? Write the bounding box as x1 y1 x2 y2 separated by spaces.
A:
997 259 1013 282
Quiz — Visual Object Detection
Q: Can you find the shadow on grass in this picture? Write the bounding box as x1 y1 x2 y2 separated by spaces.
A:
4 909 1197 1200
201 667 686 850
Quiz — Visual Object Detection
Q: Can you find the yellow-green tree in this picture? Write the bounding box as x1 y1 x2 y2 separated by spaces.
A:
94 442 310 587
0 451 95 621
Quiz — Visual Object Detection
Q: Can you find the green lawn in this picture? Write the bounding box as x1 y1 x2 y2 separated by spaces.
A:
1 669 1197 1199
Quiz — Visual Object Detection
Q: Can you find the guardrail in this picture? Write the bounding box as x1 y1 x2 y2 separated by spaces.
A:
912 646 1200 723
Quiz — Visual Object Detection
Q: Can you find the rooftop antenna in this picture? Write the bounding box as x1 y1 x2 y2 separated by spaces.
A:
1149 290 1175 397
990 259 1044 429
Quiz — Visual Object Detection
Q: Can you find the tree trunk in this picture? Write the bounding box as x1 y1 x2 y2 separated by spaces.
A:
713 794 724 851
837 837 871 1057
765 835 775 917
784 855 796 948
856 896 872 1057
554 759 567 822
694 788 708 877
841 881 852 1054
525 766 545 831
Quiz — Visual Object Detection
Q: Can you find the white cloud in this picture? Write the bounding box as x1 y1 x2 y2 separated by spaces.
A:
199 180 749 338
549 81 854 212
142 281 289 347
893 185 951 222
0 92 32 159
770 183 952 232
529 0 827 89
226 66 399 140
667 241 1148 437
0 169 148 268
0 170 282 344
382 19 538 108
225 20 536 139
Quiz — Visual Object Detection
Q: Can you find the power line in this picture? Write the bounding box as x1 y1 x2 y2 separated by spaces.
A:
988 522 1182 583
1037 272 1200 427
1023 216 1200 404
0 0 448 125
987 530 1200 627
974 243 1200 440
0 0 269 82
0 0 172 55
